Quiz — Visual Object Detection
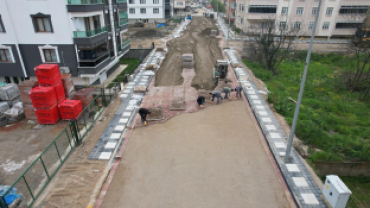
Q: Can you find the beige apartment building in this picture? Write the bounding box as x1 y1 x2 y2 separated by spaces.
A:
226 0 369 39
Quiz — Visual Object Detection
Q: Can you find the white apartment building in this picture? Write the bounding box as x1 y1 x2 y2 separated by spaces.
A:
228 0 370 39
127 0 173 23
0 0 130 86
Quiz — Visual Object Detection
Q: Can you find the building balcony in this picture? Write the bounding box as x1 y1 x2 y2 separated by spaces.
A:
117 40 130 55
67 0 105 12
247 13 276 20
116 20 129 31
116 0 128 8
332 28 357 36
73 26 109 45
78 53 111 75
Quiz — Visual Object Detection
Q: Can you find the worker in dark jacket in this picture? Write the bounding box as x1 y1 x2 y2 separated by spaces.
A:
139 108 151 126
197 96 205 108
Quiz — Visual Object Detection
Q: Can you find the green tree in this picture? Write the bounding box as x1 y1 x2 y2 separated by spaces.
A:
210 0 225 12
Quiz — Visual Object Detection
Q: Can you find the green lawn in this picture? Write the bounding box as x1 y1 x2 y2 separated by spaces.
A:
107 58 140 88
243 52 370 163
339 176 370 208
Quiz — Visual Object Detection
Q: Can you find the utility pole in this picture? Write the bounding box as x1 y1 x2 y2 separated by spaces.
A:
227 0 230 45
284 0 322 162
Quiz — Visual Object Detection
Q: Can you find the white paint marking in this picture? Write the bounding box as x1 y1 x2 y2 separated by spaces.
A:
301 193 319 205
293 177 309 187
286 164 300 172
270 133 281 139
98 152 112 160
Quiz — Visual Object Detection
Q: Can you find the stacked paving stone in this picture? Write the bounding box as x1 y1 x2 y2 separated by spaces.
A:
223 49 327 208
182 54 194 69
88 70 154 160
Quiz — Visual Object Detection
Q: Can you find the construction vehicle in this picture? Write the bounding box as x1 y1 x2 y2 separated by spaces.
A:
213 59 228 85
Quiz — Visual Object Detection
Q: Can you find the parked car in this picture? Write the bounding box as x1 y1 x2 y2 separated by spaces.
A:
133 22 144 27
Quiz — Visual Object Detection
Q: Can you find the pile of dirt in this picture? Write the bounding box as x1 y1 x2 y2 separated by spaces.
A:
154 17 223 90
132 29 164 38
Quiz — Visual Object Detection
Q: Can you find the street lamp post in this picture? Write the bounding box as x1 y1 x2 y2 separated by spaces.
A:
227 0 230 45
284 0 323 162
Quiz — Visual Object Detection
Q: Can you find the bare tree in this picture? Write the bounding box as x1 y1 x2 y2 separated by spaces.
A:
344 14 370 101
243 19 301 75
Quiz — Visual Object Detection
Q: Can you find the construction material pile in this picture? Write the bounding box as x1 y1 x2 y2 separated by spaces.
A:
18 80 38 120
4 102 24 123
182 53 194 69
61 74 76 99
0 83 21 107
74 88 95 109
210 30 217 38
30 64 82 124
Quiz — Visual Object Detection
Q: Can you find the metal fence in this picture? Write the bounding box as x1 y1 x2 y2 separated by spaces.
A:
0 91 116 208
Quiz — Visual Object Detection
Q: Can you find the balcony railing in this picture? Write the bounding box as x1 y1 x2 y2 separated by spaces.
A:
67 0 103 4
120 19 129 26
73 25 108 37
121 40 130 49
117 0 127 2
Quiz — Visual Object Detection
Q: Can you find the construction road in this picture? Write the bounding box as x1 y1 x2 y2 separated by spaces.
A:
101 101 292 208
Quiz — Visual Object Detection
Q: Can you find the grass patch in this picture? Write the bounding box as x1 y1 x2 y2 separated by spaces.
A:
107 58 140 88
171 19 180 23
339 176 370 208
243 52 370 163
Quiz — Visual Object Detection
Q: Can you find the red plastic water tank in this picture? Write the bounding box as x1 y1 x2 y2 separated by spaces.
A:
53 81 66 102
30 87 57 108
34 64 61 86
35 103 60 124
58 100 83 120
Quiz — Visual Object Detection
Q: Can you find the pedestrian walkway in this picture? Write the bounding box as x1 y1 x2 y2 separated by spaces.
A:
101 101 293 208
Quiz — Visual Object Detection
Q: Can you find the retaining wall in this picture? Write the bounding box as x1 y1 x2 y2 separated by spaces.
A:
314 162 370 176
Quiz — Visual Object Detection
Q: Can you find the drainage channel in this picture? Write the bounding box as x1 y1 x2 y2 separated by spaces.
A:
223 49 326 208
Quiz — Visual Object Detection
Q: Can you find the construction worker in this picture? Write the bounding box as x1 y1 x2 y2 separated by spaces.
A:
138 108 151 126
197 96 205 108
209 90 223 104
223 82 231 100
235 85 243 100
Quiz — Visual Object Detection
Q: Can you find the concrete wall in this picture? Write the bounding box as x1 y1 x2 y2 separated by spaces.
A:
123 49 153 59
314 162 370 177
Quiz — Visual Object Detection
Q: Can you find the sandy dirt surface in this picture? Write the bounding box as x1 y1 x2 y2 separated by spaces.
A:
154 17 223 90
32 98 123 208
101 101 292 208
0 120 69 186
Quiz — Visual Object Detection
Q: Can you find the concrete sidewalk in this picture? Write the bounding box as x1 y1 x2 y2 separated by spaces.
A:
101 101 292 208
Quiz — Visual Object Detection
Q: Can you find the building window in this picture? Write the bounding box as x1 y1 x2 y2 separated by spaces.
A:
0 16 5 33
140 0 146 4
39 45 59 63
43 49 57 62
335 22 362 29
308 21 314 30
0 48 14 63
248 5 277 13
294 22 301 30
153 8 159 13
31 13 53 33
281 7 288 15
296 7 304 15
129 8 135 13
322 22 330 30
153 0 159 3
312 7 318 15
326 7 333 15
177 2 183 6
339 6 369 14
279 21 286 30
239 4 244 12
129 0 134 3
140 8 146 13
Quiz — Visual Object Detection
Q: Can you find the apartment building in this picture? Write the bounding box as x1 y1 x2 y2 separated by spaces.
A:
173 0 191 13
227 0 369 39
0 0 130 86
128 0 173 23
